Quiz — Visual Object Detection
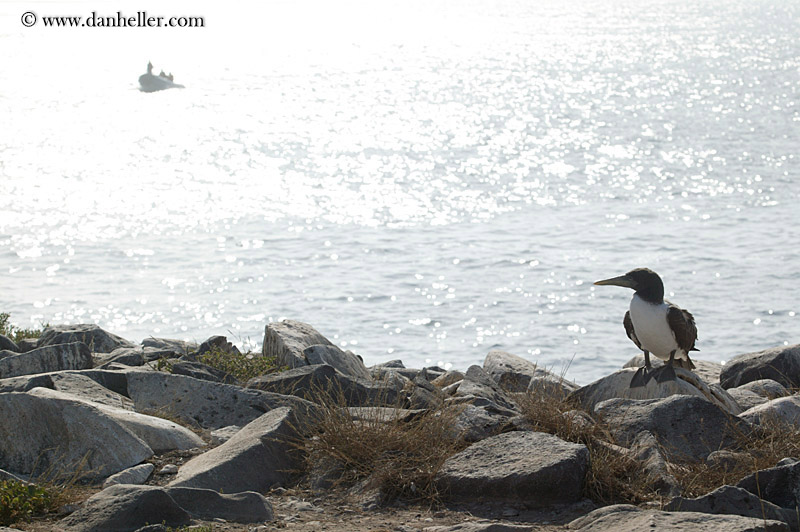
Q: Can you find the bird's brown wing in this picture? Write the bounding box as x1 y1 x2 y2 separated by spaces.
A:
623 310 643 351
667 304 698 358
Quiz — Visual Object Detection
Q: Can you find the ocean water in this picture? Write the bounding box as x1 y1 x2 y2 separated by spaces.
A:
1 0 798 384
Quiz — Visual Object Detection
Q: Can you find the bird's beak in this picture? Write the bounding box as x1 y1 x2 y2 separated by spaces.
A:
594 274 636 289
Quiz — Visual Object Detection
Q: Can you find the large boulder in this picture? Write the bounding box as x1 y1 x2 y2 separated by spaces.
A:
569 368 741 415
141 337 198 354
262 320 336 369
568 504 788 531
37 324 136 353
623 354 722 384
303 344 371 380
124 368 315 429
736 460 800 510
435 431 588 505
0 334 19 353
739 396 800 428
721 345 800 389
455 365 518 412
0 391 152 479
594 395 747 461
0 373 54 393
482 350 550 393
0 342 92 379
169 407 301 493
59 484 191 532
95 346 177 369
28 387 204 454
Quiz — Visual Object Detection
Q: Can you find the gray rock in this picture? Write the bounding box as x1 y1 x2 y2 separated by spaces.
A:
347 407 425 423
594 395 747 460
0 342 92 379
0 373 54 393
103 463 155 488
304 343 370 380
0 334 19 353
210 425 242 445
97 346 177 369
432 370 465 388
630 431 680 497
38 324 136 353
169 359 237 384
169 407 301 493
59 484 190 531
262 320 336 369
141 337 198 354
165 487 274 523
451 404 515 442
483 350 547 393
665 485 792 527
16 338 38 352
740 396 800 428
246 364 405 407
125 368 315 429
737 460 800 510
568 504 788 531
706 450 750 473
457 365 518 412
0 391 152 480
569 367 741 415
49 372 134 410
721 344 800 389
624 354 722 384
738 379 790 399
28 387 204 454
728 387 770 411
436 431 588 505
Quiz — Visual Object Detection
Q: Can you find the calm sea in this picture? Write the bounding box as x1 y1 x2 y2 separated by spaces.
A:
1 0 798 384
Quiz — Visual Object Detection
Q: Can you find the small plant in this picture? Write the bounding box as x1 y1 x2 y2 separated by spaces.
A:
0 480 51 526
0 312 48 343
154 356 175 373
198 346 282 384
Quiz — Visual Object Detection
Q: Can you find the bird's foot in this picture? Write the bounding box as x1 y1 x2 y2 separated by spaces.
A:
651 364 677 384
629 366 652 388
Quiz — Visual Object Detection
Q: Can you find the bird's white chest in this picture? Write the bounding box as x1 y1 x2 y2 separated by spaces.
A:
629 295 679 359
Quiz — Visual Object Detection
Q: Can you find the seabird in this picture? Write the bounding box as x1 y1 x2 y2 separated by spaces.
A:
594 268 698 387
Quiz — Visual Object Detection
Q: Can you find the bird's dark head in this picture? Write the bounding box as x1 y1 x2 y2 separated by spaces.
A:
594 268 664 303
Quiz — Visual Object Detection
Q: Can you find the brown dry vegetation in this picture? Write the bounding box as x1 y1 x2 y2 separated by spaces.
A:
292 383 469 504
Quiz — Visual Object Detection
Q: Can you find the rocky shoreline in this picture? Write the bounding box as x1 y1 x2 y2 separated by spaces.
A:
1 319 799 531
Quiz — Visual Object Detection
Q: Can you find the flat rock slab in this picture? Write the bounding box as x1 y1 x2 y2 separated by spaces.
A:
28 387 204 454
569 368 741 415
436 431 588 506
593 395 746 460
665 485 791 527
721 344 800 389
0 391 152 479
169 407 301 493
0 342 92 379
125 368 315 429
60 484 191 532
103 463 155 488
37 323 136 353
49 372 134 410
568 504 789 531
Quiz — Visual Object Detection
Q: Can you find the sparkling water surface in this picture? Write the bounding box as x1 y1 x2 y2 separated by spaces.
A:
1 0 798 384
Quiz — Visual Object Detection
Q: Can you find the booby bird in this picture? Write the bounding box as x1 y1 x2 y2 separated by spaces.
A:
594 268 698 387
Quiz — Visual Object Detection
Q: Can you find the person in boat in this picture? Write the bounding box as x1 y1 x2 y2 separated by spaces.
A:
159 70 167 78
167 73 174 81
147 61 153 75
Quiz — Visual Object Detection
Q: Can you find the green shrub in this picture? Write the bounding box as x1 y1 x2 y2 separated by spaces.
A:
0 480 51 526
0 312 48 343
198 347 282 384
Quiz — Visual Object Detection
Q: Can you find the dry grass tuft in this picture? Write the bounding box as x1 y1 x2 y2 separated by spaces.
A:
295 384 468 503
670 412 800 498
